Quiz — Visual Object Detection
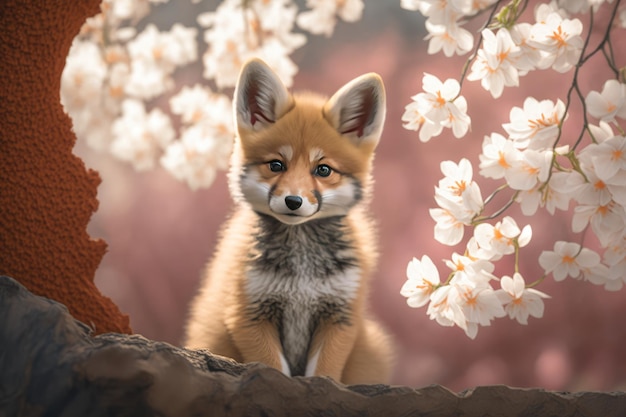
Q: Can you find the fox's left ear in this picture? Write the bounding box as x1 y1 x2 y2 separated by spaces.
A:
234 58 293 132
323 73 386 147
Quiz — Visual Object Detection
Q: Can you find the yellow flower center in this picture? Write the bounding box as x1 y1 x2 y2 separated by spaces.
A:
416 279 435 294
450 180 467 196
612 149 623 161
549 26 568 48
498 151 510 168
435 91 446 108
498 49 510 63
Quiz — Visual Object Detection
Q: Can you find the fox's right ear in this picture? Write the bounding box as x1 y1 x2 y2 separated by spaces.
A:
323 73 386 148
234 58 293 132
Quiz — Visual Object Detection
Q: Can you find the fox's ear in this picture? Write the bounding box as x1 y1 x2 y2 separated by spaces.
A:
234 58 293 131
323 73 386 147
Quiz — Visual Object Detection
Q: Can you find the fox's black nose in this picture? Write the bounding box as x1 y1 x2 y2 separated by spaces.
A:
285 195 303 210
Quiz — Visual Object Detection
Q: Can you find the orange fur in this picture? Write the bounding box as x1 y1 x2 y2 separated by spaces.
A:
184 59 392 384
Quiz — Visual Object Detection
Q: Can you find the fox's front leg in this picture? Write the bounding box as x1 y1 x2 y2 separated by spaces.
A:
306 322 357 381
225 312 290 376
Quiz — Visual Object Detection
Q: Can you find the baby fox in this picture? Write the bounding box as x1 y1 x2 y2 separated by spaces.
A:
184 58 391 384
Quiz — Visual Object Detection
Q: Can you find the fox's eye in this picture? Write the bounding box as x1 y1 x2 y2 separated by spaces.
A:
268 160 285 172
315 164 332 177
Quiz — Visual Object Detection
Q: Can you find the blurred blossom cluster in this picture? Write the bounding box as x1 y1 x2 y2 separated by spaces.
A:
401 0 626 338
61 0 363 190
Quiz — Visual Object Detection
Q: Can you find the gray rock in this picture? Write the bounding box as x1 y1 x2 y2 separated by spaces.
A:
1 275 624 417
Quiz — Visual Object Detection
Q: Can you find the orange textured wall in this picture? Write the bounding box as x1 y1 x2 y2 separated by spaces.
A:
0 1 131 334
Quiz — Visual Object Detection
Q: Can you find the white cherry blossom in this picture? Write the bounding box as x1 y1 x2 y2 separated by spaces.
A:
539 241 602 281
528 12 584 73
561 153 612 206
509 23 542 75
452 274 505 338
161 124 232 190
575 146 626 207
473 216 531 261
403 74 471 140
505 148 553 191
104 0 162 24
572 201 626 247
587 136 626 181
515 176 571 216
420 74 463 123
401 255 441 308
61 40 115 151
581 263 611 287
604 242 626 290
170 85 214 124
125 24 198 99
431 159 484 245
111 99 175 171
534 3 569 23
404 0 461 26
430 197 470 245
399 0 421 11
606 264 626 291
467 28 521 98
161 86 234 189
125 60 172 100
201 0 305 89
445 251 495 277
556 0 599 14
437 159 479 203
297 0 364 37
503 97 566 150
426 285 466 331
448 95 471 138
402 100 444 142
496 273 550 325
588 121 617 143
61 40 107 112
479 133 521 180
425 21 474 57
585 79 626 122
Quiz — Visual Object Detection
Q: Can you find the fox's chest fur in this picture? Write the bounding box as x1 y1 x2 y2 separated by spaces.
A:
245 215 360 376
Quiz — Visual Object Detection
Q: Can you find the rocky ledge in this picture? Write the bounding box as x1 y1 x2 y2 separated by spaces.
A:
0 275 623 417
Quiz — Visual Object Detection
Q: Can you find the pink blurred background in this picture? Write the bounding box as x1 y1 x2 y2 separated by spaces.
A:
76 1 626 392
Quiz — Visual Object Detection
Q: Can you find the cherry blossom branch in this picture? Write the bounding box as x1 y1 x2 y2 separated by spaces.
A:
524 273 547 289
401 0 626 338
496 0 530 28
482 183 510 206
553 7 595 151
471 191 519 225
580 0 622 65
456 0 506 96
